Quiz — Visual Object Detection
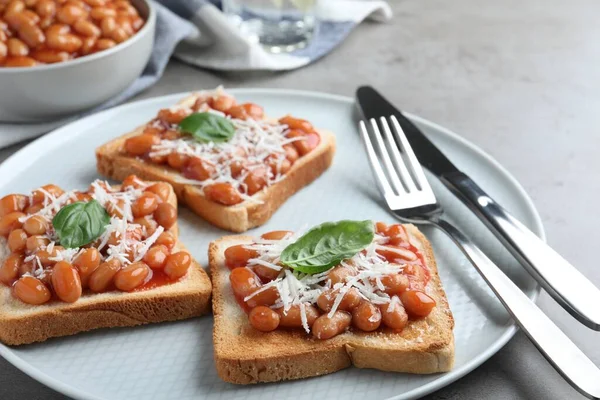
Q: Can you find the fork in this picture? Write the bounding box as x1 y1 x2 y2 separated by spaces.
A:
359 115 600 399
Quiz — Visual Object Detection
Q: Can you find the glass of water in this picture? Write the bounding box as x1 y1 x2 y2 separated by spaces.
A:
223 0 317 53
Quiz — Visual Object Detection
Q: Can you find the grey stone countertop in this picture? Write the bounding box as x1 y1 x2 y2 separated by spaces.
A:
1 0 599 398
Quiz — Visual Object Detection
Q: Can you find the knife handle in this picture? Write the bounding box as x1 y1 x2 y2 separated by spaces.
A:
442 171 600 330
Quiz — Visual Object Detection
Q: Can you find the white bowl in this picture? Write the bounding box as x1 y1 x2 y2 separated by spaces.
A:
0 0 156 123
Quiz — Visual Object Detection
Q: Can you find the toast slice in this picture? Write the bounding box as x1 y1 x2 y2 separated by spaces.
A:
96 91 336 233
209 224 454 384
0 180 212 346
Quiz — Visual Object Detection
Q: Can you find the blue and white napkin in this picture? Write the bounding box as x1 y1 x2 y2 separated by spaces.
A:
0 0 391 149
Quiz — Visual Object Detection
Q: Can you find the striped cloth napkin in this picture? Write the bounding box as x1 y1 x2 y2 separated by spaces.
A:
0 0 391 149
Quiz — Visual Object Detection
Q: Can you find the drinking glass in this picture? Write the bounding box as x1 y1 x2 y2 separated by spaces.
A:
222 0 317 53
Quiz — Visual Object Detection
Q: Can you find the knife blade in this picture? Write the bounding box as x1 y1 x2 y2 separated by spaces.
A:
356 85 600 330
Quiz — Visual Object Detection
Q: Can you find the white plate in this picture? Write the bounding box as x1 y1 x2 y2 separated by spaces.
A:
0 89 543 400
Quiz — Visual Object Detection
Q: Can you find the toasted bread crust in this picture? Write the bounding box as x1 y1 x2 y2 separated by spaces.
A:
209 225 454 384
0 182 212 346
95 96 336 232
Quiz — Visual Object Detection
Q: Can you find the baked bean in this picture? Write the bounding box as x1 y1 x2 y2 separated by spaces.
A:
403 263 430 287
90 6 115 20
252 264 280 282
317 288 361 312
73 18 100 36
167 152 189 170
0 211 25 237
88 258 120 292
279 116 313 132
106 198 126 218
249 306 280 332
203 183 243 206
155 230 175 250
157 108 187 125
7 37 28 56
283 144 299 164
260 230 292 240
114 261 150 291
31 183 64 204
4 54 35 65
224 244 257 270
25 203 44 214
312 311 352 339
8 228 27 253
45 23 68 49
164 251 191 280
0 253 23 284
146 182 170 202
83 0 105 7
0 42 6 63
154 202 176 229
13 275 51 305
18 259 34 276
229 266 260 298
5 12 34 31
121 174 144 189
276 304 319 328
94 37 115 50
35 0 56 17
375 221 388 234
115 2 136 17
327 264 356 286
379 299 408 330
73 247 100 287
133 216 158 236
109 26 127 43
35 245 61 266
400 290 436 318
243 166 267 195
143 245 168 270
352 301 382 332
182 157 215 181
18 24 45 48
52 261 82 302
4 1 26 16
209 95 235 112
0 194 28 216
380 273 409 295
226 104 248 120
115 15 132 34
376 245 418 262
79 35 95 54
246 286 279 308
99 15 115 35
228 159 245 178
25 235 49 252
23 215 48 235
124 133 160 156
57 3 86 25
266 154 291 176
131 192 159 218
288 130 320 156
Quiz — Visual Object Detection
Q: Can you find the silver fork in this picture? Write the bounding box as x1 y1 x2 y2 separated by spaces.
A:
360 115 600 399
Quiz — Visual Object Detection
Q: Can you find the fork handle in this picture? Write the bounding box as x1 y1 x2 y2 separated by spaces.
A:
441 171 600 330
435 219 600 399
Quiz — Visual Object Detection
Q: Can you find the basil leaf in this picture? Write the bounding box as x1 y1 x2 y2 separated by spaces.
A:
280 220 375 274
178 112 235 143
52 200 110 249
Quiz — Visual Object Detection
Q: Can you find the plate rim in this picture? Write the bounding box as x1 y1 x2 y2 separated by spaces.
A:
0 88 544 400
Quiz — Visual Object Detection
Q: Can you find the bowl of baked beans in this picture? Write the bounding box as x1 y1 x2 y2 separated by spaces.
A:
0 0 155 122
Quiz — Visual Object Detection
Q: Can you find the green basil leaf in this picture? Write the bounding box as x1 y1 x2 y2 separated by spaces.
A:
280 220 375 274
52 200 110 249
178 112 235 143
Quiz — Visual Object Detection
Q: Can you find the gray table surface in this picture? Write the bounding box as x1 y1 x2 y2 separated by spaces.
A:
1 0 599 399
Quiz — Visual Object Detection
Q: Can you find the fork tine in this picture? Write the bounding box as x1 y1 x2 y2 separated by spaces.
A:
390 116 434 193
368 118 406 195
359 121 395 198
379 117 418 193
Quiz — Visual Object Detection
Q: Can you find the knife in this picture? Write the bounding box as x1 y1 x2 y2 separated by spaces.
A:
356 85 600 330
